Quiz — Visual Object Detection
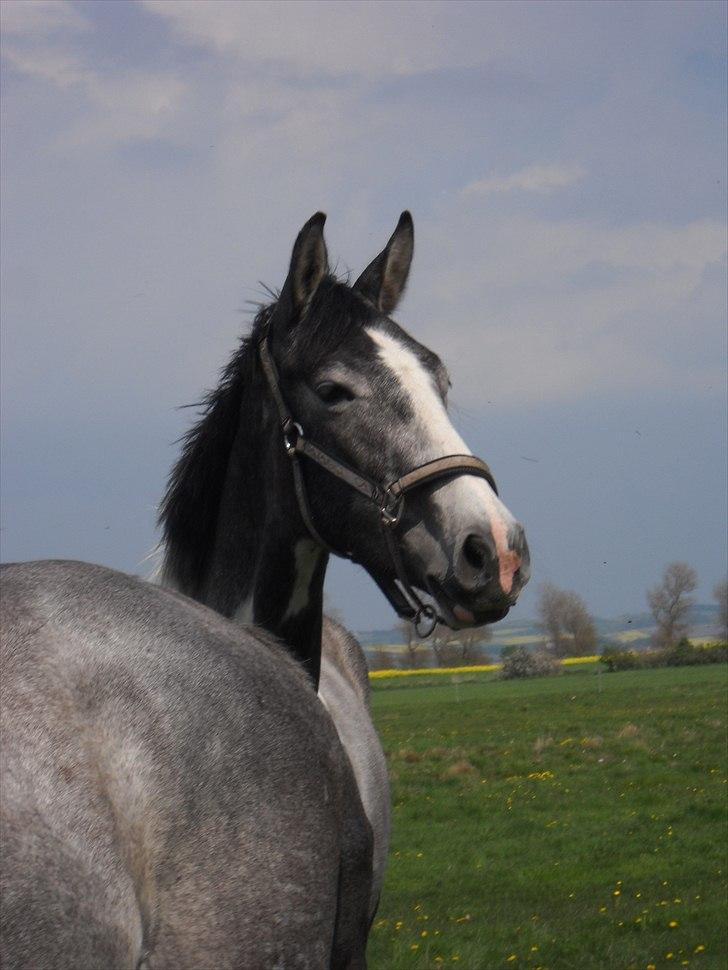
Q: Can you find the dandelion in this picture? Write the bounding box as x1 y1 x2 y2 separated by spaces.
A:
647 964 657 970
410 944 419 951
613 889 621 897
666 954 674 960
421 931 428 938
506 957 517 963
669 920 679 929
694 945 705 954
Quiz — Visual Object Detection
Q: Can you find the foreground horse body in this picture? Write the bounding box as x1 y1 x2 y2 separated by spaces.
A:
1 561 371 969
1 212 529 966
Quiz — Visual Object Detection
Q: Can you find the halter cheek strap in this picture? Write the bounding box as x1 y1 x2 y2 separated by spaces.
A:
259 333 498 638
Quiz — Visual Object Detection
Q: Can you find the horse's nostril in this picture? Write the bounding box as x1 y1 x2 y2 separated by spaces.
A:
462 534 489 572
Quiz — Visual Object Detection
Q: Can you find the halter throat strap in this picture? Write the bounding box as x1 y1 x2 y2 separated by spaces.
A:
258 332 498 637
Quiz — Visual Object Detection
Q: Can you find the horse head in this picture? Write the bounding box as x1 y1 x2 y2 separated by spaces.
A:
262 211 530 633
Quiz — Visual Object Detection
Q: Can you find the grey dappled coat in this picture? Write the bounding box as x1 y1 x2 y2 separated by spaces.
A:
318 619 390 918
0 561 372 969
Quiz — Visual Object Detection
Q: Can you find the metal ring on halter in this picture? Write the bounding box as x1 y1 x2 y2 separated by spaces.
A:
414 604 438 639
380 491 404 528
283 421 304 455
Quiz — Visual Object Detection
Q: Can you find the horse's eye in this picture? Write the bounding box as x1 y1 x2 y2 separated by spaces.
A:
315 382 355 406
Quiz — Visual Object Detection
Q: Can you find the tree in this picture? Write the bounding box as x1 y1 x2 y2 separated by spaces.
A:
713 579 728 640
370 645 397 671
432 625 492 667
537 583 598 657
647 562 698 650
397 618 424 668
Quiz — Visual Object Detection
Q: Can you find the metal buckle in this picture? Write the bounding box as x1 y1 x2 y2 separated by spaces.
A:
380 490 403 528
414 604 438 638
282 421 304 455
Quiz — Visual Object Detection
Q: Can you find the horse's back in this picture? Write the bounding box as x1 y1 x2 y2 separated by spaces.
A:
1 561 371 969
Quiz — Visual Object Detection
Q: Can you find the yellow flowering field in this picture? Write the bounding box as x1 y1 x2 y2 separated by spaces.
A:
369 656 600 679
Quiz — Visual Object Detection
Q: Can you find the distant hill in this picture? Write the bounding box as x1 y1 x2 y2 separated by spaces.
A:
356 604 722 664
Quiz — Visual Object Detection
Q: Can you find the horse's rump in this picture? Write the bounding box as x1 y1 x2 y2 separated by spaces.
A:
0 561 372 969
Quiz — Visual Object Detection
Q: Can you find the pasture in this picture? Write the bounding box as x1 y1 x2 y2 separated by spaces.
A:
367 665 728 970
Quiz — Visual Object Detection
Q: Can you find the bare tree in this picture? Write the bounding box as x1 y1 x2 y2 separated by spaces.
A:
460 626 493 664
397 618 424 668
369 645 397 671
432 625 493 667
537 582 598 657
538 583 567 656
713 579 728 640
648 562 698 650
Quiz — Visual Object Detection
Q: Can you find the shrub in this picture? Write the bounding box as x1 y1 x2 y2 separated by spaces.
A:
501 646 560 680
662 639 728 666
601 640 728 672
600 646 642 672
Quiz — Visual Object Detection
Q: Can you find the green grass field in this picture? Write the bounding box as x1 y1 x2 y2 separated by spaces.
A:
366 665 728 970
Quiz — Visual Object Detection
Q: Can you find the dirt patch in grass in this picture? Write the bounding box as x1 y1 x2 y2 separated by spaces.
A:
442 759 478 780
533 735 554 755
425 745 471 761
580 735 604 749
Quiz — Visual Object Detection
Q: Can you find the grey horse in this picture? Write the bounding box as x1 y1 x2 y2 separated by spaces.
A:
155 212 530 918
1 212 530 967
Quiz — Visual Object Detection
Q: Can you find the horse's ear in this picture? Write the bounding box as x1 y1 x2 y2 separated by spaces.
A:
354 211 414 315
279 212 329 323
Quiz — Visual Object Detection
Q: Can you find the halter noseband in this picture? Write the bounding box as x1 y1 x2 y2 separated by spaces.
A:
259 332 498 638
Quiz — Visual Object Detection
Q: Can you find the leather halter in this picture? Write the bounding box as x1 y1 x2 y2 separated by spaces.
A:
259 332 498 638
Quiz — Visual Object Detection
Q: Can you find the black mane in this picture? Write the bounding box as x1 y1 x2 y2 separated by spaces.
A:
158 302 275 596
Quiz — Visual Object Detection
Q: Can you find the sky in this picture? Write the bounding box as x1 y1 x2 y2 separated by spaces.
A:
1 0 726 632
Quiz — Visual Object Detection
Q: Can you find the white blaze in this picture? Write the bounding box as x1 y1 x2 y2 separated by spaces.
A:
367 327 519 593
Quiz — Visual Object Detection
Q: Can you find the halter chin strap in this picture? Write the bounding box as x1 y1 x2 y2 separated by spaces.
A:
259 333 498 638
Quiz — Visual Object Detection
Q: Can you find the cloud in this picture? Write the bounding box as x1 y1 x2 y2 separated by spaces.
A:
1 0 88 36
410 213 726 407
463 164 586 197
2 0 725 414
2 45 187 151
141 0 493 78
1 45 89 88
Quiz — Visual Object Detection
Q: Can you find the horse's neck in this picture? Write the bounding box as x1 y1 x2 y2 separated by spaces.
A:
161 404 329 686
